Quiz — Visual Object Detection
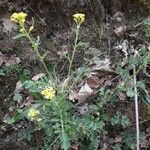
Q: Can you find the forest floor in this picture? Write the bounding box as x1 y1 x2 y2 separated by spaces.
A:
0 0 150 149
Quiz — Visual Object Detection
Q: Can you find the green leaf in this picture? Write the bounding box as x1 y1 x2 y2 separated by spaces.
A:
13 93 22 102
121 115 130 127
50 118 60 122
0 69 5 76
126 89 136 97
47 63 54 73
18 129 33 141
111 116 120 125
4 117 15 124
111 112 122 125
76 41 89 48
144 18 150 25
13 33 25 39
71 27 78 34
23 80 34 89
144 96 150 105
137 81 145 89
145 29 150 37
4 111 24 124
20 69 31 82
61 131 70 150
112 144 121 150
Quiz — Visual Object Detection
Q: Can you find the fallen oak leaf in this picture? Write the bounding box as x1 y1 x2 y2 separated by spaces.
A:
91 58 111 71
69 90 79 102
2 18 17 33
69 82 93 103
79 82 93 96
4 54 21 66
86 76 105 88
117 91 127 101
114 25 127 36
32 73 45 81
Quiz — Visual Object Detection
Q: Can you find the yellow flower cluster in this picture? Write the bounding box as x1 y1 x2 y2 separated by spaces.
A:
73 13 85 25
10 12 27 25
41 87 56 100
27 108 41 122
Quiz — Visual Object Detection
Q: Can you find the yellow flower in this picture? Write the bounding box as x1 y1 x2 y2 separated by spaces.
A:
41 87 56 99
27 108 40 121
10 12 27 25
73 13 85 25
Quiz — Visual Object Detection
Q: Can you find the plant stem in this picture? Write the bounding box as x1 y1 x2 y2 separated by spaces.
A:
133 64 140 150
68 25 80 78
60 110 68 150
23 26 51 77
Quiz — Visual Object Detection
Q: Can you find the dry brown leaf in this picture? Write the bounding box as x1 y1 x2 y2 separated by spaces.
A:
4 54 21 66
86 76 104 88
14 81 23 94
114 136 122 143
117 92 126 101
79 82 93 96
85 47 101 57
57 45 69 57
0 51 6 66
114 40 129 66
113 12 125 22
32 73 45 81
2 18 17 33
69 83 93 103
140 139 150 149
69 90 79 102
91 58 111 71
114 25 127 36
20 96 33 108
122 40 128 57
71 142 80 150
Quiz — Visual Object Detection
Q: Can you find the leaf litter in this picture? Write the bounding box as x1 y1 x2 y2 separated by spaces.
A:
0 51 21 67
2 18 17 33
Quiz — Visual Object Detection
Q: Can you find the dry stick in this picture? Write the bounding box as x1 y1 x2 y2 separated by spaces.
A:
133 64 140 150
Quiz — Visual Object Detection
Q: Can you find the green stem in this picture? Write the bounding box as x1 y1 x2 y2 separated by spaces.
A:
60 110 68 150
22 26 51 77
68 25 80 78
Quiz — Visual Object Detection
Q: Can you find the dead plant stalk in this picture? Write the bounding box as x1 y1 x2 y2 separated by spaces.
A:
133 64 140 150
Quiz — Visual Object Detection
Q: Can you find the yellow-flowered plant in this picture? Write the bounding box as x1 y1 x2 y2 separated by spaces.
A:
10 12 51 77
41 87 56 99
27 108 41 121
10 12 27 26
73 13 85 25
68 13 85 77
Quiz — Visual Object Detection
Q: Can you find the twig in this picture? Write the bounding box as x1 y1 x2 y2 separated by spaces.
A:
133 21 144 28
50 136 59 148
133 64 140 150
